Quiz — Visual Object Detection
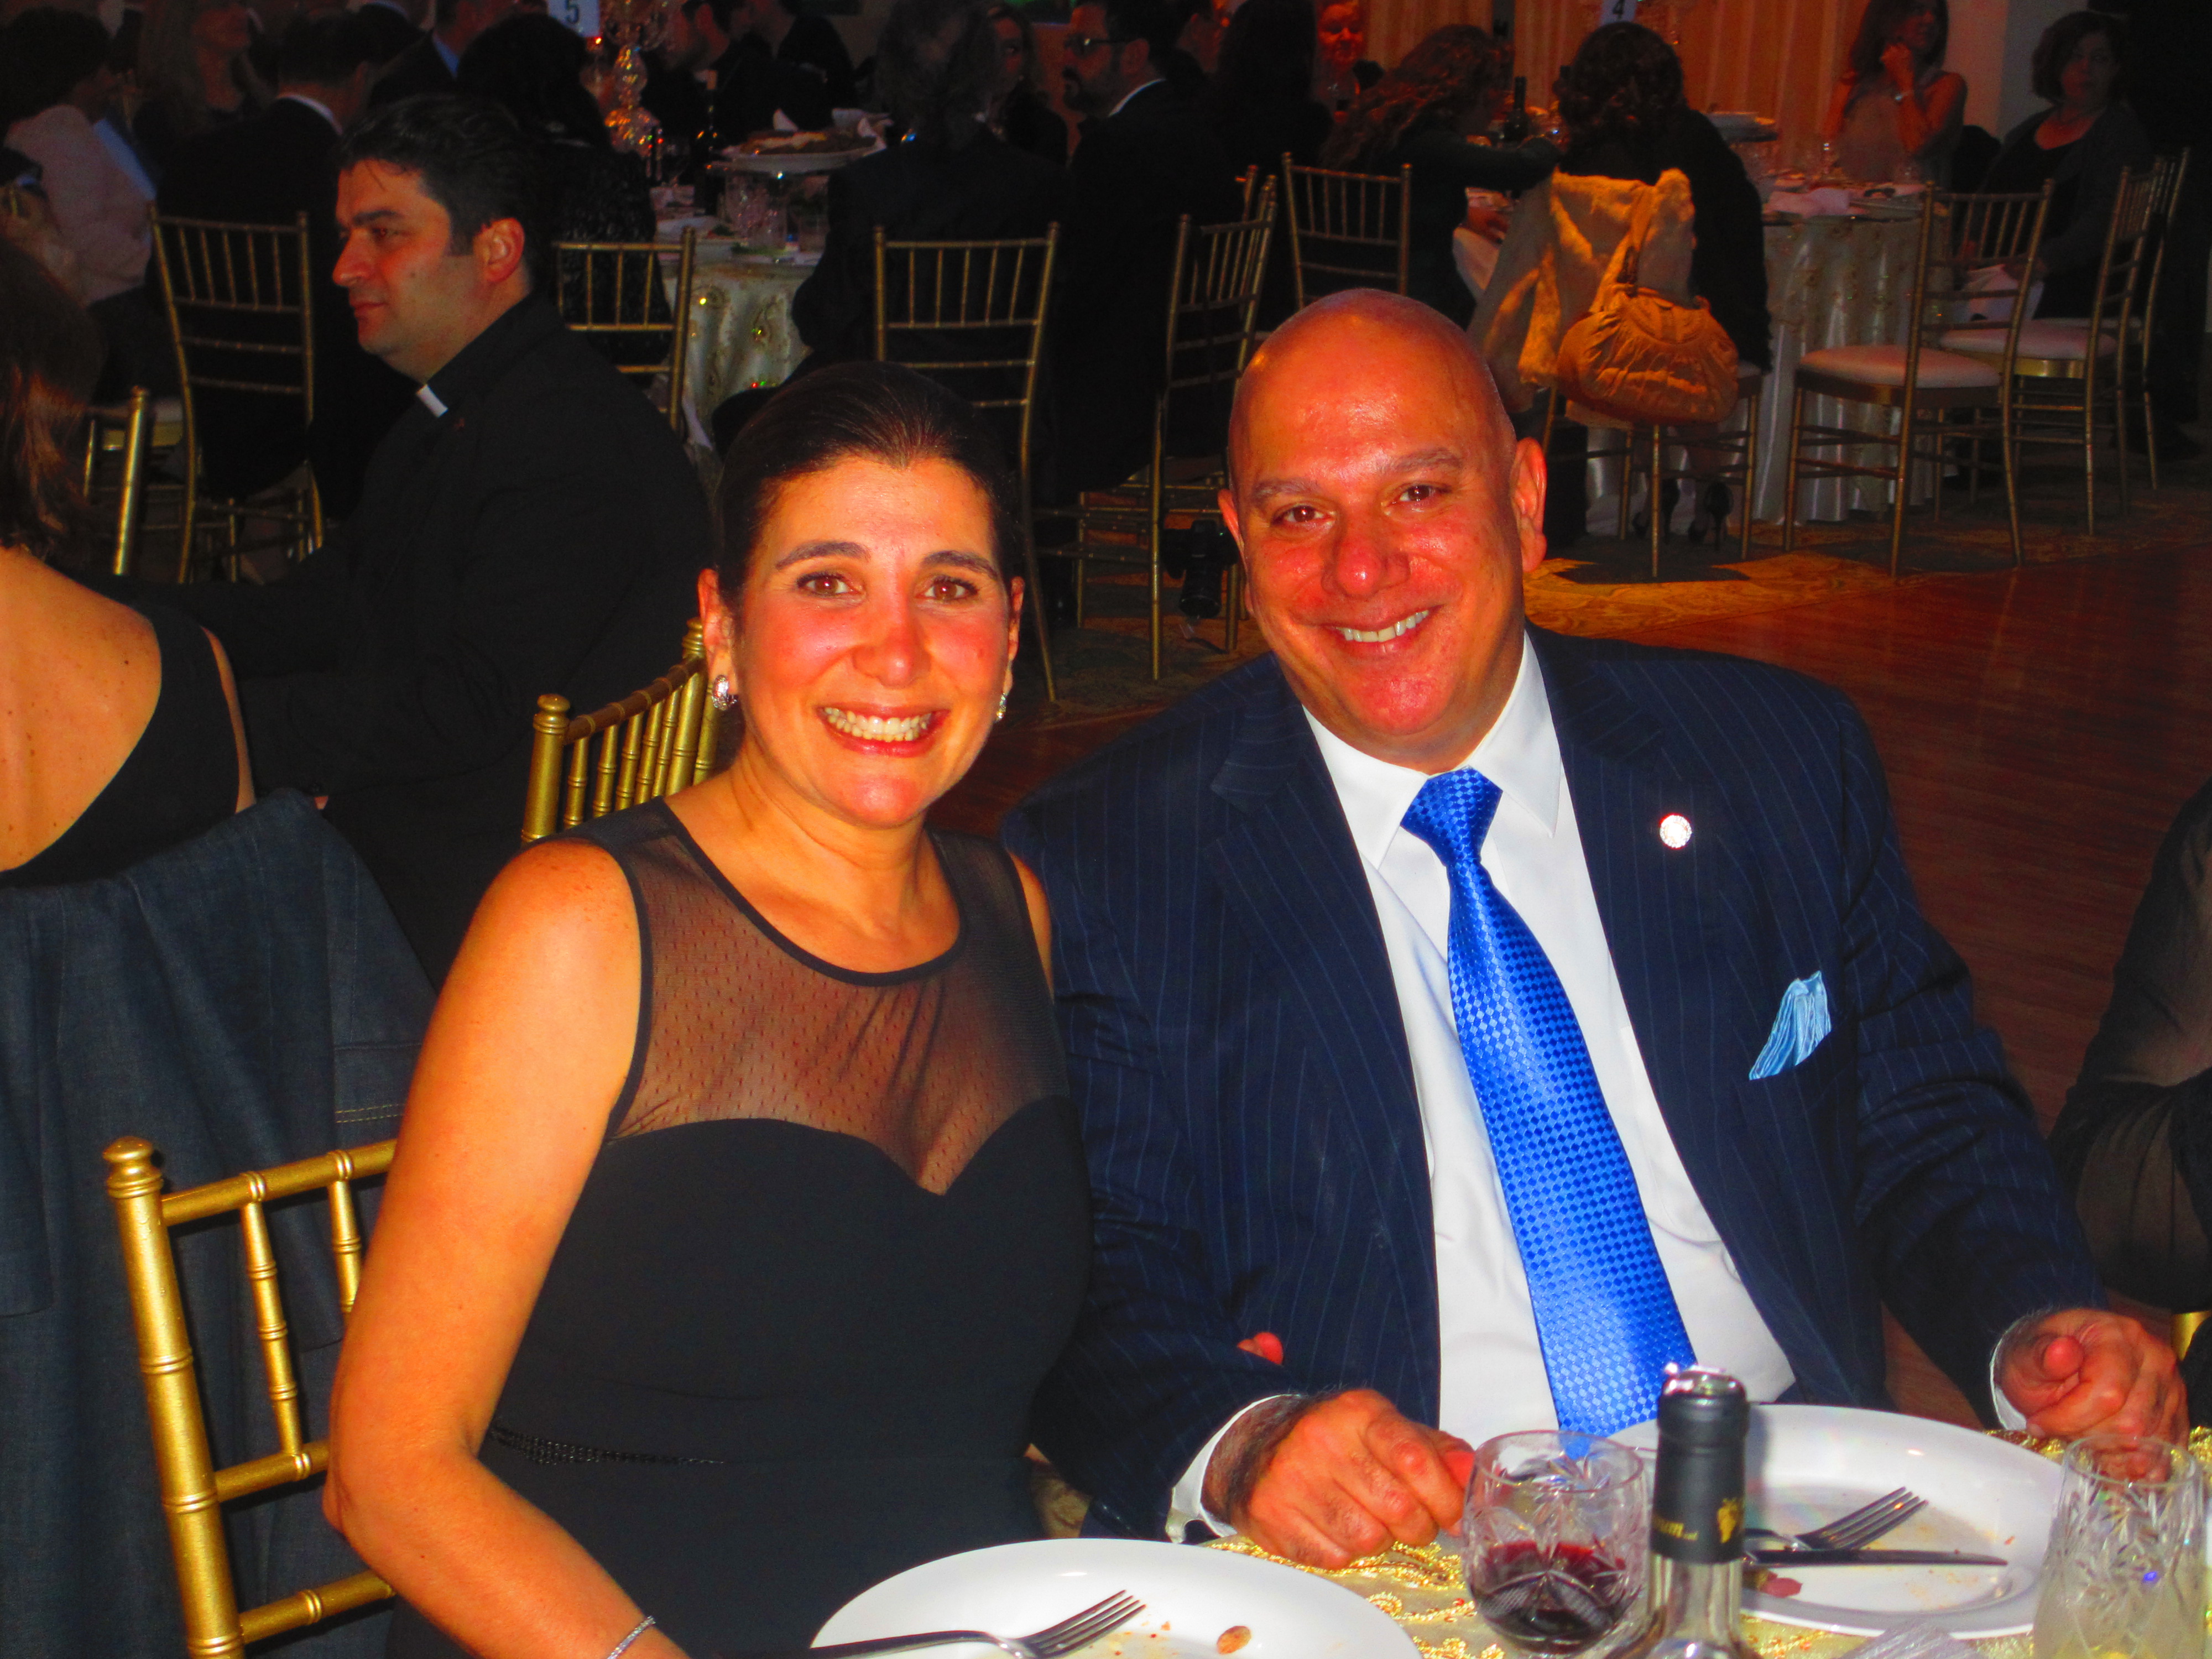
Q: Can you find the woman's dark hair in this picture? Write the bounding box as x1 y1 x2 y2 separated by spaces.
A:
0 8 111 128
714 362 1023 603
0 241 105 564
1321 23 1504 169
874 0 998 148
1846 0 1948 81
2031 11 2125 105
985 2 1040 93
1206 0 1316 131
1553 21 1683 155
333 95 552 290
458 14 612 149
139 0 269 139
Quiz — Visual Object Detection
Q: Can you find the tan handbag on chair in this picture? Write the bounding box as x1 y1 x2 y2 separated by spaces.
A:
1552 187 1738 427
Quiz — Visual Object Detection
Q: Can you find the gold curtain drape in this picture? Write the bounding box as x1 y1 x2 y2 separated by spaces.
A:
1510 0 1860 161
1367 0 1493 77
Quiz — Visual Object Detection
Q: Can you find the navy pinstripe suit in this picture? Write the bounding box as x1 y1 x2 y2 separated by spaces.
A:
1002 627 2103 1541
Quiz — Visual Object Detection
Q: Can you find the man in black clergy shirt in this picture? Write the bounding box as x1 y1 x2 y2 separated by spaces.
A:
159 97 709 981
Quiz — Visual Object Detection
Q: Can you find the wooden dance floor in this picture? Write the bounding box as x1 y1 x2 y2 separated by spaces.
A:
937 541 2212 1427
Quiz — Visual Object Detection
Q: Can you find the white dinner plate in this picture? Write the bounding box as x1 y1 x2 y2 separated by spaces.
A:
813 1537 1418 1658
1615 1405 2059 1638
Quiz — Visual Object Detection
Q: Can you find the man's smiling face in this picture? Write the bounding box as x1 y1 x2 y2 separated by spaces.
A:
1220 293 1548 775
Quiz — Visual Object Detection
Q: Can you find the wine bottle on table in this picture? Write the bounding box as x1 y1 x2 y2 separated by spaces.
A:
1501 76 1532 143
1614 1368 1757 1659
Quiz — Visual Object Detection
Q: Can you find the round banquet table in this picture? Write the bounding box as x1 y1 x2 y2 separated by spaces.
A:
682 249 813 433
1750 212 1928 525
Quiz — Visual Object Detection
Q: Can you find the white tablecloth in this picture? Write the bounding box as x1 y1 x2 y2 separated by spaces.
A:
682 251 813 431
1751 213 1927 524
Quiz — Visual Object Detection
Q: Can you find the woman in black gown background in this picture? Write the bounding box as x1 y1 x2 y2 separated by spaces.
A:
327 362 1089 1659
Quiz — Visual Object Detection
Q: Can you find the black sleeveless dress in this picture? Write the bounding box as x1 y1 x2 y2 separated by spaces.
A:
0 604 237 888
387 801 1089 1657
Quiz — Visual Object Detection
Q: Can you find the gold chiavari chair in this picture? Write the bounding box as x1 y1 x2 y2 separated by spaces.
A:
1939 168 2157 534
80 388 157 577
2131 149 2191 491
552 225 699 434
103 1134 397 1659
1068 185 1278 679
873 223 1061 703
1781 182 2052 576
1281 156 1410 308
2174 1310 2210 1361
521 618 719 844
149 208 323 581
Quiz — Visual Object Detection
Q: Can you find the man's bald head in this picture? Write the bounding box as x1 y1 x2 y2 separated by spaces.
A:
1215 288 1548 774
1229 290 1516 492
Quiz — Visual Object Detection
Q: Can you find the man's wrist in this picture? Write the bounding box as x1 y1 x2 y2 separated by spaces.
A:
1202 1392 1330 1525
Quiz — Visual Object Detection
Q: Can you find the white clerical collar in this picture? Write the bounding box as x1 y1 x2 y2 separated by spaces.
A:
1107 76 1164 119
416 384 448 417
1305 628 1563 872
278 92 338 130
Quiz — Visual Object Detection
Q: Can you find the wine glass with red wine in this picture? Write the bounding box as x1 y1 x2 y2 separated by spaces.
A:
1459 1431 1648 1657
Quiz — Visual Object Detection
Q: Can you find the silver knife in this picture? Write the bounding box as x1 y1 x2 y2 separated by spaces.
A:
1747 1548 2008 1568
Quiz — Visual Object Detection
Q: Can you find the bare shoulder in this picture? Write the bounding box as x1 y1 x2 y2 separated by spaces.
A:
466 836 637 960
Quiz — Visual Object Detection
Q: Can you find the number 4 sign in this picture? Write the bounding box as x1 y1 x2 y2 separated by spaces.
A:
1606 0 1637 18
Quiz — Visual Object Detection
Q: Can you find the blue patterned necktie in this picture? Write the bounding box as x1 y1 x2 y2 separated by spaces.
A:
1402 769 1694 1434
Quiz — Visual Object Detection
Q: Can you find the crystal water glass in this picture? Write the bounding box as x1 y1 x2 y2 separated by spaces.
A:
1459 1431 1648 1658
2032 1433 2207 1659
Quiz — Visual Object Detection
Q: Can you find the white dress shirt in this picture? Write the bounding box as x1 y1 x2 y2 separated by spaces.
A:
1167 632 1796 1535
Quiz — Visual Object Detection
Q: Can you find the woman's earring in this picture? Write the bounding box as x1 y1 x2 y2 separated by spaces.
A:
995 688 1009 724
709 674 738 712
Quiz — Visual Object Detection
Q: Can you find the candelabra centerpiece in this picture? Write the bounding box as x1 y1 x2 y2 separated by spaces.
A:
598 0 668 155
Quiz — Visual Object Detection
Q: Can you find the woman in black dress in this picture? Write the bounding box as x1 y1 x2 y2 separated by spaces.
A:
327 361 1088 1659
1980 11 2153 318
0 242 252 888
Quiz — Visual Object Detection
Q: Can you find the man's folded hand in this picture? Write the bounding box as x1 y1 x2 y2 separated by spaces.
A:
1203 1389 1472 1567
1997 1308 2185 1442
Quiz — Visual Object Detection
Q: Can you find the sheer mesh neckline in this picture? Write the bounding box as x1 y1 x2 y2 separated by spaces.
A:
592 802 1067 1196
654 802 968 987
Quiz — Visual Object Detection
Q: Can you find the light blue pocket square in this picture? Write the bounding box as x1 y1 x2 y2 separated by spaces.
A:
1749 971 1831 1080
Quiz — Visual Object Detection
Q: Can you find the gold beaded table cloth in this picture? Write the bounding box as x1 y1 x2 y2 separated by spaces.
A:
683 252 812 432
1747 213 1928 525
1204 1428 2212 1659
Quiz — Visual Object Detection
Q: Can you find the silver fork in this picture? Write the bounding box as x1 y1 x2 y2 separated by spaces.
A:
786 1590 1146 1659
1744 1487 1927 1554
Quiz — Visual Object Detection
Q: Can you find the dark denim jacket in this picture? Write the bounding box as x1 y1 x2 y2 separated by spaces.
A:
0 791 430 1658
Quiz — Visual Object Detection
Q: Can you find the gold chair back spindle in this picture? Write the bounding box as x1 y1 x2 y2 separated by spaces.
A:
104 1134 399 1657
521 618 718 844
551 226 698 433
872 224 1061 702
2133 149 2192 491
1068 186 1279 677
1282 156 1411 309
149 209 324 580
81 387 155 577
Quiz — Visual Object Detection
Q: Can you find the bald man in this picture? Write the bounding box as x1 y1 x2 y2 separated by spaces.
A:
1007 293 2178 1563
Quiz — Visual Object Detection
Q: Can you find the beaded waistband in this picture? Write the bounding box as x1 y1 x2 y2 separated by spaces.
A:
486 1421 729 1467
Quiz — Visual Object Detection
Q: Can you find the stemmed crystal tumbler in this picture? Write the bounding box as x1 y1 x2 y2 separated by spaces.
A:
2032 1433 2207 1659
1460 1431 1649 1658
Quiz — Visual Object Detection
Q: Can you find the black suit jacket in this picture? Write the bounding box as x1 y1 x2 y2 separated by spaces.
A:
709 35 831 143
371 33 457 106
158 298 711 981
354 0 421 64
1004 635 2104 1538
1049 80 1239 496
156 97 416 517
791 132 1068 363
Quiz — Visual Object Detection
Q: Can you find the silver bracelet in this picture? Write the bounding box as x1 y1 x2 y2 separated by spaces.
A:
606 1614 656 1659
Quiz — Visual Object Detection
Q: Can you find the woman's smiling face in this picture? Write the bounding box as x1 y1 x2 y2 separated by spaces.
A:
714 456 1020 831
